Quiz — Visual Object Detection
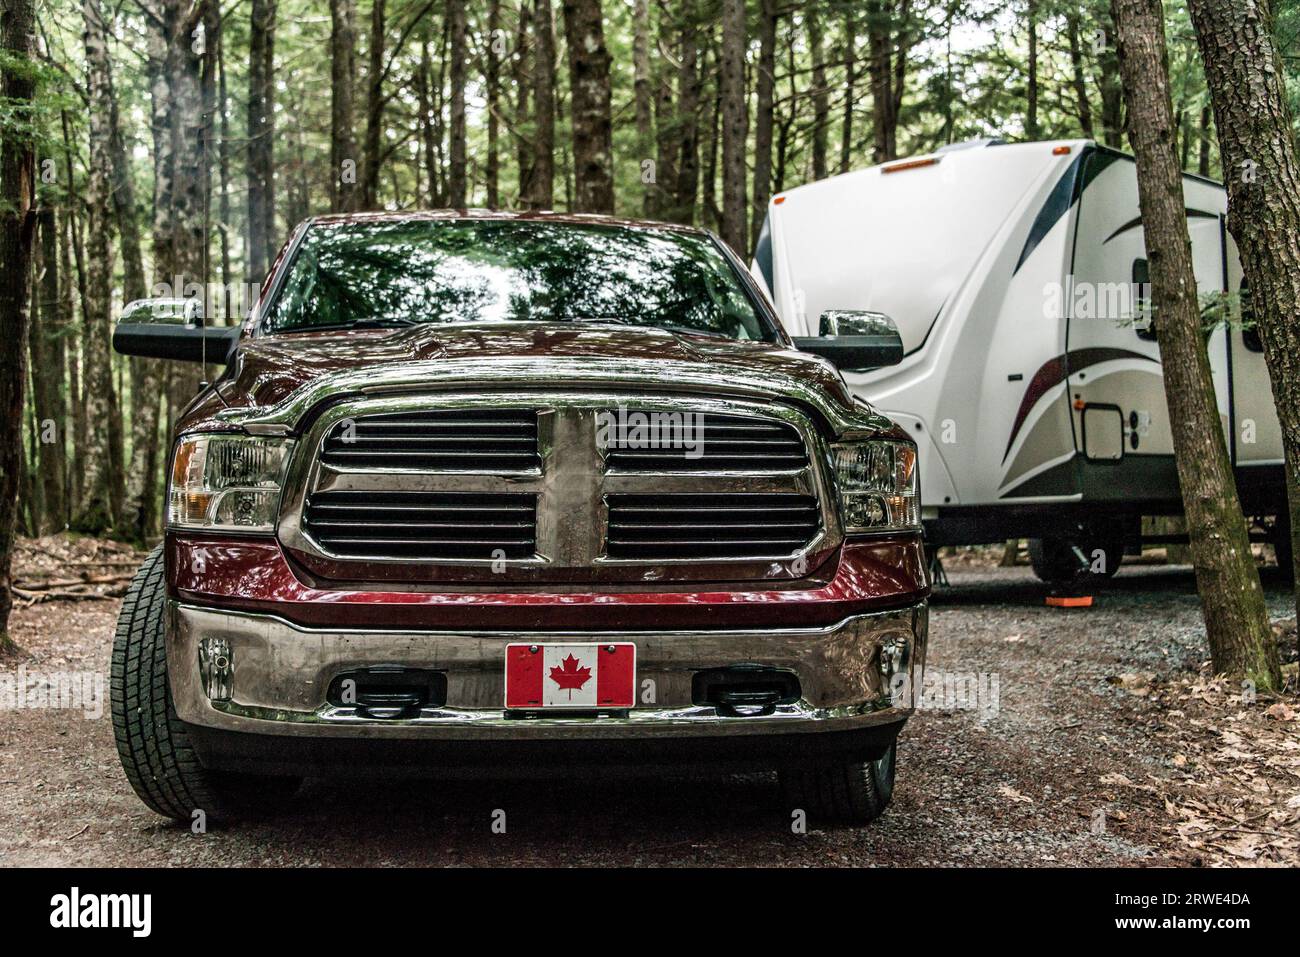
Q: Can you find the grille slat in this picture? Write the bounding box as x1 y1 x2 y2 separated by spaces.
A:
606 492 820 560
304 490 537 560
603 413 809 472
320 408 540 471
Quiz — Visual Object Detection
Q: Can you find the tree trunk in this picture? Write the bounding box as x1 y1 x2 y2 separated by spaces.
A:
702 46 721 232
1189 0 1300 614
632 0 653 216
486 0 501 208
448 0 468 206
652 8 680 221
773 28 796 193
839 8 857 174
808 6 829 180
415 36 439 206
1197 104 1211 177
87 0 153 534
330 0 359 212
867 0 902 162
529 0 555 208
1066 12 1094 138
216 20 233 308
751 0 777 242
90 0 161 538
32 211 67 532
889 2 910 156
719 0 747 253
75 0 124 534
1097 4 1124 148
58 172 83 510
1112 0 1280 689
512 0 533 205
561 0 615 214
0 0 36 650
247 0 276 279
161 0 209 443
97 21 145 306
1026 0 1039 140
672 3 701 224
361 0 386 209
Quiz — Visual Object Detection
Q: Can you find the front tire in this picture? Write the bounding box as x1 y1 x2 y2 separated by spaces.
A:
110 546 300 823
779 743 897 825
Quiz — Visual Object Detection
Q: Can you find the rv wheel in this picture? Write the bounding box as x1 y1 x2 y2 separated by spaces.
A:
1028 536 1123 584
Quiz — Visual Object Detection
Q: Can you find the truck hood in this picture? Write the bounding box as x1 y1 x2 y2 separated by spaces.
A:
187 322 900 439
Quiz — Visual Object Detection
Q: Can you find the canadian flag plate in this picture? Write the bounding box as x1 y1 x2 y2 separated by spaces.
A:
504 642 637 710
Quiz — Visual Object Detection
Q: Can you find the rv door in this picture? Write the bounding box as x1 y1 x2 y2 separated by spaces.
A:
1063 155 1232 490
1224 229 1284 465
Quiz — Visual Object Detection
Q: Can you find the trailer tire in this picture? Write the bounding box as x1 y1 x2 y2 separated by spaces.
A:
779 744 896 826
111 545 301 824
1028 536 1122 584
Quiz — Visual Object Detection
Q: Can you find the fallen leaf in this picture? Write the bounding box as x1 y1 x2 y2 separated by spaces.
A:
1265 703 1297 722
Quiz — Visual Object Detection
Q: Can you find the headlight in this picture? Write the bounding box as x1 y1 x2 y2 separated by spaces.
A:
168 434 294 532
832 440 919 533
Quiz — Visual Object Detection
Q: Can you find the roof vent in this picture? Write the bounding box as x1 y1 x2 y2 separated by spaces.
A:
935 138 1006 153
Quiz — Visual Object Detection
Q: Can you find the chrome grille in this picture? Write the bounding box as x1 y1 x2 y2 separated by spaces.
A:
283 395 836 583
302 489 537 559
605 493 821 559
319 408 539 471
603 413 808 471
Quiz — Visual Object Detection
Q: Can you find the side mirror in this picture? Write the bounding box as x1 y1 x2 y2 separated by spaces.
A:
792 310 904 371
112 298 241 364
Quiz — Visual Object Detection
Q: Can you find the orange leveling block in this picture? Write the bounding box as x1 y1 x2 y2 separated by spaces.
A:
1045 594 1093 608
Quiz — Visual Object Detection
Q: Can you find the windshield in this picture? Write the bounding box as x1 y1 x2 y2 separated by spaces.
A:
260 219 773 341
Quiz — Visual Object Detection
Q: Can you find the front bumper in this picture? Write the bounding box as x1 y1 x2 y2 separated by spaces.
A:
167 600 927 767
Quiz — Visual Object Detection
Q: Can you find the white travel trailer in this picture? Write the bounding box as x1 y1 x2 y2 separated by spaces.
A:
754 139 1290 581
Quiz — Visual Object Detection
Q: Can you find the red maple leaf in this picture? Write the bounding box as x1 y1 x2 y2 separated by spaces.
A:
549 653 592 699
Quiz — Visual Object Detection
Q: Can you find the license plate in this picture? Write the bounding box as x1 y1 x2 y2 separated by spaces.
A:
504 642 636 710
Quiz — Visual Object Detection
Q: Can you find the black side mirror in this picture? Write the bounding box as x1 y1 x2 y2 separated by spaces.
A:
793 310 904 371
112 298 241 364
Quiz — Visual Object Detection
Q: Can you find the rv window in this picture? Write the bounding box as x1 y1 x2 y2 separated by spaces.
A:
1239 279 1263 352
1132 259 1156 341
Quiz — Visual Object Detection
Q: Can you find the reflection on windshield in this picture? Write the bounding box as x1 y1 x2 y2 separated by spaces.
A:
262 219 770 341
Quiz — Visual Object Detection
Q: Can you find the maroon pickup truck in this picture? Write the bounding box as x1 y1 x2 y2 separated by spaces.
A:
110 211 929 826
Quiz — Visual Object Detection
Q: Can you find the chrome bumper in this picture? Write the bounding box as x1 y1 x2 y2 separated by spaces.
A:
166 601 927 741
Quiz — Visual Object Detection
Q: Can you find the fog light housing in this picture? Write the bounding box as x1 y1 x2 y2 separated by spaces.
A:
199 636 233 702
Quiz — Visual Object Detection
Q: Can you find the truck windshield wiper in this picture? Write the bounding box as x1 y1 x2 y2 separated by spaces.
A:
349 318 422 328
285 318 424 332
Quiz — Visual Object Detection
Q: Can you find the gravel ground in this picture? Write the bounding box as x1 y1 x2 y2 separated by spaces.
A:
1 556 1295 867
